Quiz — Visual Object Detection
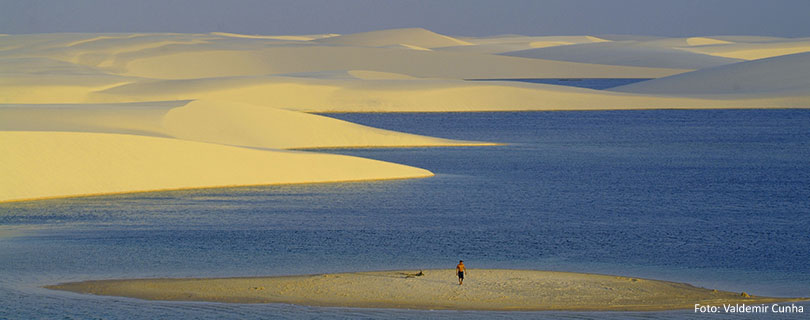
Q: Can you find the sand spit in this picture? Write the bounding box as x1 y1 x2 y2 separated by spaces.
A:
45 269 805 311
0 131 433 203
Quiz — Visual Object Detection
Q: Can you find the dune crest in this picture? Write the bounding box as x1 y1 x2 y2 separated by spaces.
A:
316 27 472 48
686 37 733 46
0 100 489 149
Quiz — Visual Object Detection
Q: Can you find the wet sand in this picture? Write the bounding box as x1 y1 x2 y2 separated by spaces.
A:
45 269 806 311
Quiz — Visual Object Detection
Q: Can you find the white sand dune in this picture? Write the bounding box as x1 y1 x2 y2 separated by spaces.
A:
710 36 789 43
501 40 743 69
685 37 733 46
162 100 490 149
612 52 810 95
113 45 684 80
0 100 488 150
315 27 472 48
45 269 804 311
0 131 433 203
439 35 608 54
0 56 135 103
210 32 339 41
91 75 809 112
3 30 809 202
1 32 683 80
677 38 810 60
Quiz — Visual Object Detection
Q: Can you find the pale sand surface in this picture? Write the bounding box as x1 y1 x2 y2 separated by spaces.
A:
612 52 810 95
501 40 743 69
0 100 491 149
90 75 809 112
45 269 805 311
0 131 432 203
3 28 810 202
677 38 810 60
314 28 473 48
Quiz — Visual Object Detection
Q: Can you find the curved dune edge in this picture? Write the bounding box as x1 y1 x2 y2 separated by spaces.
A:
0 99 495 149
44 269 806 311
0 131 433 203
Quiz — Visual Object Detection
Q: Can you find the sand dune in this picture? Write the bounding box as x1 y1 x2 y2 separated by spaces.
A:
439 35 608 54
612 52 810 95
677 38 810 60
315 27 472 48
113 45 684 80
91 75 809 112
161 100 489 149
0 131 433 203
502 40 743 69
210 32 339 41
685 37 733 46
45 269 804 311
1 32 683 80
0 100 488 149
3 30 810 202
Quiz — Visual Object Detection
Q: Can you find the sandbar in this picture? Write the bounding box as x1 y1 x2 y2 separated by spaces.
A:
44 269 805 311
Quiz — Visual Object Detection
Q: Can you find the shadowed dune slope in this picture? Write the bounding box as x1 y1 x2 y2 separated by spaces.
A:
502 41 742 69
612 52 810 95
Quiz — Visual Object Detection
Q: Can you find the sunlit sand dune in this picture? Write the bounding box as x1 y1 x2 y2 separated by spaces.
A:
439 35 608 54
113 45 684 80
0 100 488 149
45 269 805 311
0 56 134 103
0 31 683 80
685 37 733 46
90 75 808 112
2 29 809 202
0 131 434 203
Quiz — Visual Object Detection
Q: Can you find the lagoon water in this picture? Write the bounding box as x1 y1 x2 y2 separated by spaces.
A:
2 109 809 319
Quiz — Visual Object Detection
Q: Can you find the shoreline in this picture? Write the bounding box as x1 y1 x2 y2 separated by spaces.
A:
44 269 807 311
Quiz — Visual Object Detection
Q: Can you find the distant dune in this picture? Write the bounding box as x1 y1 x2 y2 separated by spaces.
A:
2 28 809 202
315 27 472 48
612 52 810 95
501 40 743 69
677 38 810 60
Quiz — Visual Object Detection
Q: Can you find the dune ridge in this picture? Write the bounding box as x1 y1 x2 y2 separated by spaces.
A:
45 269 806 311
0 100 491 149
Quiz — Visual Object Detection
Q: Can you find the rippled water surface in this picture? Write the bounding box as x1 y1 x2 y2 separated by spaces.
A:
2 109 809 319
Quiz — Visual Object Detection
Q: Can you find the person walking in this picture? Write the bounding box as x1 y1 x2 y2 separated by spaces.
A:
456 260 466 285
